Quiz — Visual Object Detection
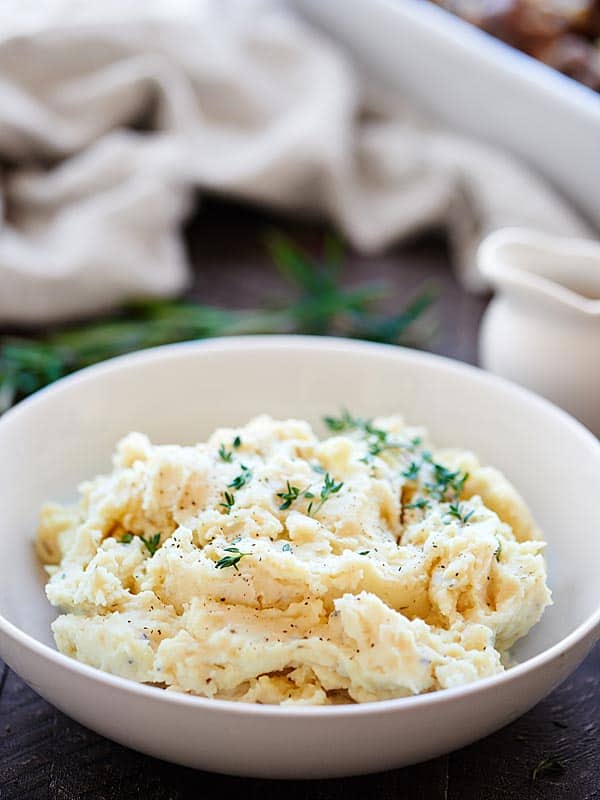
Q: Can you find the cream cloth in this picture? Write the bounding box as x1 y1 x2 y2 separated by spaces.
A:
0 0 590 323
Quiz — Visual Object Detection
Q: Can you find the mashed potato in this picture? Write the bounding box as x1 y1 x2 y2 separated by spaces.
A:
37 413 551 705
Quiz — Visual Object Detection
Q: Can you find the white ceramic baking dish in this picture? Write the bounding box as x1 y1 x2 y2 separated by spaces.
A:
295 0 600 230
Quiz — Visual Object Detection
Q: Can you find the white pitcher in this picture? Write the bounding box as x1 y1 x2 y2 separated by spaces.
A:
478 228 600 435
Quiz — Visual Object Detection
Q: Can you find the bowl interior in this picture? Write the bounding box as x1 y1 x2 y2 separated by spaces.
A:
1 337 599 667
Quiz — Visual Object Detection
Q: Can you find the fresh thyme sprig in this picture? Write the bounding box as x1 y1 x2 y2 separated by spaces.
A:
277 481 302 510
220 491 235 514
140 533 161 556
307 472 344 516
324 412 406 463
444 503 474 525
424 464 469 502
402 461 421 481
215 546 249 571
276 481 315 511
323 410 366 433
362 425 403 461
218 443 233 462
218 463 253 515
0 235 435 414
119 531 161 556
228 464 252 491
405 498 430 511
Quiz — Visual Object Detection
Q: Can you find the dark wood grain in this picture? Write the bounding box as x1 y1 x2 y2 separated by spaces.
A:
0 199 598 800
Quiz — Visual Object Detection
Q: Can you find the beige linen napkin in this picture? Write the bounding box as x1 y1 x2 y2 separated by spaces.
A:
0 0 590 323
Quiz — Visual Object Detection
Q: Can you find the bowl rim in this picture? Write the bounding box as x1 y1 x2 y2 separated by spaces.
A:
1 334 599 718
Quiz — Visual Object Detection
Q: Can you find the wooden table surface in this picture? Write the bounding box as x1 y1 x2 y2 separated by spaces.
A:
1 201 598 799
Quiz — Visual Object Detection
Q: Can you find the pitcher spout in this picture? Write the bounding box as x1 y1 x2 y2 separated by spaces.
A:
478 228 600 319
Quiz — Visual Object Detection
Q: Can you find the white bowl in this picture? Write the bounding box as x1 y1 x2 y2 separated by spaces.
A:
0 336 599 779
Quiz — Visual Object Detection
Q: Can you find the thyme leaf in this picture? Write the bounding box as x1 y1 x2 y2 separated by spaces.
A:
215 546 249 571
218 443 233 462
444 503 475 525
402 461 421 481
307 472 344 516
220 491 235 514
140 533 161 556
405 498 430 511
277 481 302 511
228 464 252 491
119 531 160 556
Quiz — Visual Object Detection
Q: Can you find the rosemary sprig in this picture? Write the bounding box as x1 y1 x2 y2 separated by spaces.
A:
0 235 435 414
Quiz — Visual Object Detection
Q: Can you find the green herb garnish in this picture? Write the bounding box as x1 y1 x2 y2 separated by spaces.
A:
359 550 370 556
405 498 430 511
324 412 408 463
307 472 344 516
233 436 242 448
140 533 161 557
323 411 365 433
218 443 233 462
119 531 160 556
402 462 421 481
444 503 475 525
220 491 235 514
282 542 292 552
0 236 434 415
363 425 402 460
277 481 315 511
228 464 252 491
215 546 249 571
531 756 565 782
277 482 302 511
425 464 469 502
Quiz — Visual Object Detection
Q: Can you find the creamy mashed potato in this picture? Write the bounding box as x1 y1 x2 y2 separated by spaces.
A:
37 414 551 705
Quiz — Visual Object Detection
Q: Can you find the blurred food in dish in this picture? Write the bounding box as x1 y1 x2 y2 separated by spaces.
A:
431 0 600 91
